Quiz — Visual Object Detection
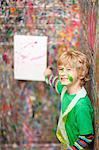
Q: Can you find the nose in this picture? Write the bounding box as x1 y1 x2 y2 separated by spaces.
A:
60 72 65 76
59 69 68 76
59 71 67 77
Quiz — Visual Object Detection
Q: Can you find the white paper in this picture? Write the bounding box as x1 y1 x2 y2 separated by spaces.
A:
14 35 47 81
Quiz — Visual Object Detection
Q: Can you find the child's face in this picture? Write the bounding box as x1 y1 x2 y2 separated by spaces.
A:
58 64 79 86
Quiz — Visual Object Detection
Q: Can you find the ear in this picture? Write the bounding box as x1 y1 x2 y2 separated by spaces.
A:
79 75 85 80
77 68 85 80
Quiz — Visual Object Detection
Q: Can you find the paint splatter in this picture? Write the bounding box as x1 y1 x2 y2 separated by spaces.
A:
68 74 73 82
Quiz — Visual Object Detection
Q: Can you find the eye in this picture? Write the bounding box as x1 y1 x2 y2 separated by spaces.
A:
66 68 71 71
59 68 64 71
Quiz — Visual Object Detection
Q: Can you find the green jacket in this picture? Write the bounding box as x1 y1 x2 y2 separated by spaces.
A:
56 81 94 146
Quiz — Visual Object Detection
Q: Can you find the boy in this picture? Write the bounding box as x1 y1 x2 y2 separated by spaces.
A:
44 50 94 150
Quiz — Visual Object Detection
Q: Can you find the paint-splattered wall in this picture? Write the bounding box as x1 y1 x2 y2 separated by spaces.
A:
79 0 98 149
0 0 98 150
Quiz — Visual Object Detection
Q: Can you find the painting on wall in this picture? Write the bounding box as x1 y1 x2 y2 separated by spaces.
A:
14 35 47 81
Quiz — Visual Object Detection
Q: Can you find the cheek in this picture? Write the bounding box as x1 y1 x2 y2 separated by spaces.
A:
67 74 73 82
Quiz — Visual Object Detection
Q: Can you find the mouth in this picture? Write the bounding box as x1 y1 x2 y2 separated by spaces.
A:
60 77 68 81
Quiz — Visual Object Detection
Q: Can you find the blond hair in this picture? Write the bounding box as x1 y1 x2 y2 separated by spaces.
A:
57 50 90 86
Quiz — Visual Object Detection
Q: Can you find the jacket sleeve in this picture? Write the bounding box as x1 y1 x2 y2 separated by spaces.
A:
45 74 64 95
67 134 94 150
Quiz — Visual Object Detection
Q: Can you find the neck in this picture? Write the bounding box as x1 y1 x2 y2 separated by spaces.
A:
67 81 82 95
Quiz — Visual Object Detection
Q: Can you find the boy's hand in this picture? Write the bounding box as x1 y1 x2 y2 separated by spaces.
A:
44 66 53 77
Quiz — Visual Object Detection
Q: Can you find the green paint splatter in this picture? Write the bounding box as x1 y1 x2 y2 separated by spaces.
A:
71 0 76 4
11 124 16 132
58 68 64 75
2 10 5 14
68 75 73 82
7 29 13 36
58 74 60 79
